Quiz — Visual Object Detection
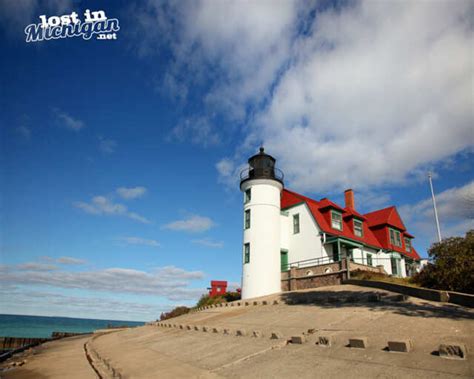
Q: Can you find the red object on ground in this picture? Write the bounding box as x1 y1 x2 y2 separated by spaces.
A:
208 280 227 297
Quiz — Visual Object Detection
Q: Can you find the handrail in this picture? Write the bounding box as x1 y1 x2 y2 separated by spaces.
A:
239 167 284 182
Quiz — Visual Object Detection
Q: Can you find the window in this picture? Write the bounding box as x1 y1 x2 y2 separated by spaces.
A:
366 253 373 266
293 214 300 234
331 211 343 230
244 189 251 203
244 243 250 264
404 237 411 252
390 257 399 276
389 228 402 247
244 209 251 229
354 219 363 237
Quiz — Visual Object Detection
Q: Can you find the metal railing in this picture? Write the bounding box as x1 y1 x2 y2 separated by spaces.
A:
281 256 336 272
239 167 284 183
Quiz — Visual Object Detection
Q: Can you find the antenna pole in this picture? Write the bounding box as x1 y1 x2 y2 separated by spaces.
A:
428 172 442 242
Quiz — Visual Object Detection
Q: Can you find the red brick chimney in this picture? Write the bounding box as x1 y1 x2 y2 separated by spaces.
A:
344 189 355 209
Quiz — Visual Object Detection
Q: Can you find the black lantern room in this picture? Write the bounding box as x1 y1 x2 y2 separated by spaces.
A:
240 147 284 185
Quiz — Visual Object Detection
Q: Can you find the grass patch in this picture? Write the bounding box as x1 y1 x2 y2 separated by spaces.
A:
351 269 421 288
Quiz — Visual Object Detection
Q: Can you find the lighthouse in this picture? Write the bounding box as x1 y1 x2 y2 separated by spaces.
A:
239 147 284 299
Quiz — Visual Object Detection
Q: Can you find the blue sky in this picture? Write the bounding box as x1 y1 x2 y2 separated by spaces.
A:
1 0 472 321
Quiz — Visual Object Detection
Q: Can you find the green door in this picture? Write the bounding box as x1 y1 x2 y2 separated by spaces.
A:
280 250 288 272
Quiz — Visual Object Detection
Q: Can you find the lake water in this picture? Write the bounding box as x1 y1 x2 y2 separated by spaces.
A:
0 314 144 338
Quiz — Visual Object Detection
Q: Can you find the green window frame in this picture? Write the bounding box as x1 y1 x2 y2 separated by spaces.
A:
244 189 251 203
389 228 402 247
244 209 251 229
404 237 411 252
366 253 373 266
244 243 250 264
293 214 300 234
354 219 363 237
331 210 343 230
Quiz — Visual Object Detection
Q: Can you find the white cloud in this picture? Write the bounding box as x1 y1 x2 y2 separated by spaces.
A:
74 195 151 224
120 236 160 248
0 287 180 321
116 186 147 200
169 116 221 147
191 238 224 249
133 1 472 193
56 256 86 265
52 108 85 131
0 264 205 301
163 214 215 233
399 180 474 243
17 262 58 271
98 137 117 154
0 0 72 37
16 125 31 140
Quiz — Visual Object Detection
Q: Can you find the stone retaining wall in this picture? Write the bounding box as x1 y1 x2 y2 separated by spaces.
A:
281 261 347 291
344 279 474 308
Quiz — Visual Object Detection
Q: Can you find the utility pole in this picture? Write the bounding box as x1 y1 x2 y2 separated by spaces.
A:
428 172 442 242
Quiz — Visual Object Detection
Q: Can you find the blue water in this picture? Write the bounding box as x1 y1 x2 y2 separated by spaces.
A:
0 314 144 338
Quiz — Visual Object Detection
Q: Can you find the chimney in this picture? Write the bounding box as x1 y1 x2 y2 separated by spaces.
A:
344 189 355 209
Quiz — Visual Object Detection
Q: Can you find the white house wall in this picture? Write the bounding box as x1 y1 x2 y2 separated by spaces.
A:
280 212 289 251
282 204 330 264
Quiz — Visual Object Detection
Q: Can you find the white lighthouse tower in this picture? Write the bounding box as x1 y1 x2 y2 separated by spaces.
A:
239 147 284 299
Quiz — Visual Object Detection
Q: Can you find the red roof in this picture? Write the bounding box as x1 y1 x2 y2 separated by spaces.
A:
365 206 406 230
281 189 420 260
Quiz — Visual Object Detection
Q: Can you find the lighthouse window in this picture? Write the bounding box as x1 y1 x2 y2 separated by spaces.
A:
244 243 250 264
244 209 251 229
331 211 343 231
244 189 251 203
293 214 300 234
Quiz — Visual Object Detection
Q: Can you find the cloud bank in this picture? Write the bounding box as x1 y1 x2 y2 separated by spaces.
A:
134 0 473 193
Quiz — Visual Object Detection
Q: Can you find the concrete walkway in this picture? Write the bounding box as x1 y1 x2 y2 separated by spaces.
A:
2 285 473 378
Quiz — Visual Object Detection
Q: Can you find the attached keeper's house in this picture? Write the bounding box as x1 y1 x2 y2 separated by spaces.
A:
239 148 420 299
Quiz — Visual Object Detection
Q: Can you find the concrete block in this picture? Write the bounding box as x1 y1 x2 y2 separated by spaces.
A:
212 327 221 333
291 335 306 344
439 343 467 360
349 337 368 349
270 332 283 339
388 339 412 353
252 330 263 338
317 336 332 347
236 329 247 337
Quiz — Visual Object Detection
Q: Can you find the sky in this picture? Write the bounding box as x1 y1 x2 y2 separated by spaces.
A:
0 0 473 322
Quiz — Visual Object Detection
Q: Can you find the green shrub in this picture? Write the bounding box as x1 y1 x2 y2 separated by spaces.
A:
159 306 190 321
411 230 474 294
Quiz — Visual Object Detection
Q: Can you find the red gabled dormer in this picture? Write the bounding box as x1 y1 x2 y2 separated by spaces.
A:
364 206 420 259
